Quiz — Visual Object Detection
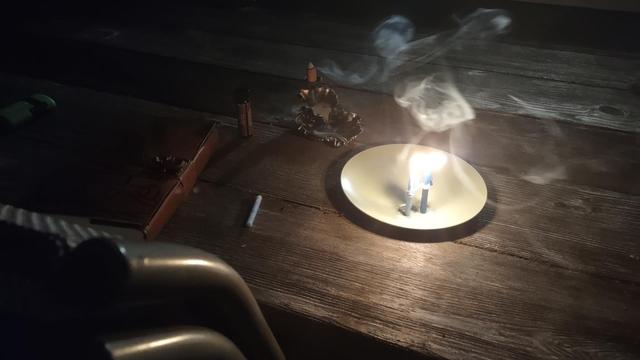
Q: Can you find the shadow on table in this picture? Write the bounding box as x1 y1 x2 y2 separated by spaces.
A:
325 144 496 243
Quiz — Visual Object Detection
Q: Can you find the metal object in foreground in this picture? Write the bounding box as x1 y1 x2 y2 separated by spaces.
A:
63 238 285 360
104 326 246 360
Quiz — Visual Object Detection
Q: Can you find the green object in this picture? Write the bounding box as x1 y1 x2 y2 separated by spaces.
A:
31 94 57 109
0 94 56 131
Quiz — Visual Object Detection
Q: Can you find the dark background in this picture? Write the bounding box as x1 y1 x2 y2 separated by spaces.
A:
4 0 640 52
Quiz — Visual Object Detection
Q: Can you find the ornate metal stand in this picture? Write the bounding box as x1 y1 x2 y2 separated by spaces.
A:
296 85 363 147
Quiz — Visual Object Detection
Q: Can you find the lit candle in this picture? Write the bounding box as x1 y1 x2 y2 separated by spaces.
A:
403 177 415 216
342 144 486 230
403 151 448 216
420 171 433 213
402 153 424 216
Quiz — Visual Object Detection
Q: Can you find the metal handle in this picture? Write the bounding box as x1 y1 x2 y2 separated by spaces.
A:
104 326 246 360
63 238 285 360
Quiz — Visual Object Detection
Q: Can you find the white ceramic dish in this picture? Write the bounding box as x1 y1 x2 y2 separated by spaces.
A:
340 144 487 230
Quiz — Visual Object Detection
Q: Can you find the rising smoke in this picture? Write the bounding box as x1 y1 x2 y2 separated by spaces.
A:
508 95 569 184
319 9 511 132
320 8 574 192
319 9 511 85
394 74 474 132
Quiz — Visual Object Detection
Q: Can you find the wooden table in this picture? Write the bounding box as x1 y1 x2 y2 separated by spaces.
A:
2 3 639 359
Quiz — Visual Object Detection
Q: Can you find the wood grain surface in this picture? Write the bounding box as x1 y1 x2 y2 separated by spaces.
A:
4 72 638 358
158 182 640 360
105 5 639 89
1 32 638 196
2 4 639 359
19 19 640 132
202 122 640 284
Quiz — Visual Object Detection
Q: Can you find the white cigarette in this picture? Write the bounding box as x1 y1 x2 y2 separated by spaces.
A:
245 195 263 227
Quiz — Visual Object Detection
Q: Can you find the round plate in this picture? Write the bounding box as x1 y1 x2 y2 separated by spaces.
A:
340 144 487 230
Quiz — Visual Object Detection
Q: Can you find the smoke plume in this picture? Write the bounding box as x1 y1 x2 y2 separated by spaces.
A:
319 9 511 85
394 74 474 132
319 9 510 131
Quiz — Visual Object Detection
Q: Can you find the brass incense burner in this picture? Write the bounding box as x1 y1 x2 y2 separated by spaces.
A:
296 85 363 147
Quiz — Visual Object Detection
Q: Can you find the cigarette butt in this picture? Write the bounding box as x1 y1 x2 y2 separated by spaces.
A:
306 62 318 83
246 195 263 227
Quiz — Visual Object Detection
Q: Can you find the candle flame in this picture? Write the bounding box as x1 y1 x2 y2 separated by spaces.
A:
410 151 448 174
408 151 448 193
425 151 448 171
408 153 424 194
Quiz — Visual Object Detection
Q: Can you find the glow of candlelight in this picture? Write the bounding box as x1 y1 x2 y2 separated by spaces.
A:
408 151 448 215
410 151 448 176
403 154 425 216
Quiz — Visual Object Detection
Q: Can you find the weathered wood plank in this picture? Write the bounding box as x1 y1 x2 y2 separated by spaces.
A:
1 33 638 196
1 27 638 359
329 87 640 196
22 20 640 132
110 4 640 89
200 123 640 284
259 302 433 360
4 71 636 285
157 182 640 360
